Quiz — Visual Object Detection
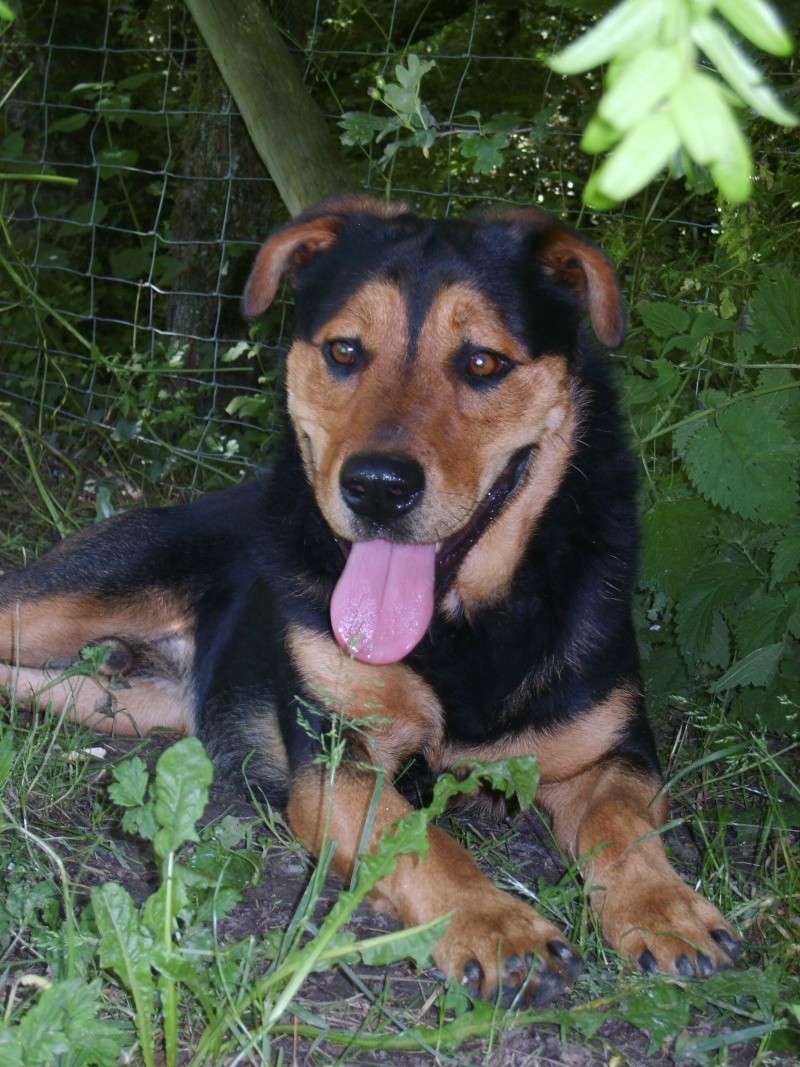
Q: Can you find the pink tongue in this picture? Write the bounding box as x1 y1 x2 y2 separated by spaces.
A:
330 539 435 664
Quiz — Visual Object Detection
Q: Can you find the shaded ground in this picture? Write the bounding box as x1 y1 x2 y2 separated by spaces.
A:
19 731 787 1067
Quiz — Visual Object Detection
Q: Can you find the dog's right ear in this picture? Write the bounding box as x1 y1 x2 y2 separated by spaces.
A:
241 213 342 319
242 195 411 319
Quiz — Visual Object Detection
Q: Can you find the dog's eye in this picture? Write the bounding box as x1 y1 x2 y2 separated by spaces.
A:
324 339 361 370
457 347 511 386
467 351 503 378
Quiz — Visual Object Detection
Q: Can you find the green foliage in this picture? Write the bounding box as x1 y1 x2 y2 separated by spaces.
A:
629 267 800 732
0 979 124 1067
548 0 796 206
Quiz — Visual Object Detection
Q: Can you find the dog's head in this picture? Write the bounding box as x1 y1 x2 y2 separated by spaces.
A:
244 195 623 664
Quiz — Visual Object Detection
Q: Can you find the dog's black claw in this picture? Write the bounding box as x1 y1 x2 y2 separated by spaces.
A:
639 949 658 974
503 953 525 978
675 954 694 977
547 939 582 979
711 928 742 961
462 958 483 994
696 952 714 977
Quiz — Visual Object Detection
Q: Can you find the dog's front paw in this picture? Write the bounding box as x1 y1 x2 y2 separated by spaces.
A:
599 875 742 977
433 890 582 1007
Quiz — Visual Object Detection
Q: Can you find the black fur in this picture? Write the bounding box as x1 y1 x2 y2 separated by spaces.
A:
2 205 660 807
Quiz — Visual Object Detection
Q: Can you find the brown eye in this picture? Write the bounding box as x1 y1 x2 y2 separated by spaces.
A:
327 339 359 366
467 350 502 378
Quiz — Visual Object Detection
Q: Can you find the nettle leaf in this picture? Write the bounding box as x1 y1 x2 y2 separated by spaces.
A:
109 756 149 807
680 403 798 524
705 611 731 670
733 593 789 656
153 737 213 858
641 497 716 599
676 561 759 660
712 642 784 693
639 301 690 339
751 267 800 356
772 525 800 586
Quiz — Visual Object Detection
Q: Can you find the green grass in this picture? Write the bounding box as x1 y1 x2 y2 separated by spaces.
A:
0 464 798 1065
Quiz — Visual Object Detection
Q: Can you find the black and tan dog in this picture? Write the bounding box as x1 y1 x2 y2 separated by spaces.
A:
0 196 740 1004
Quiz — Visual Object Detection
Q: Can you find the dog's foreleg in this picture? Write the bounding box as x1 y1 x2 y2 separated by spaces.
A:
539 761 742 975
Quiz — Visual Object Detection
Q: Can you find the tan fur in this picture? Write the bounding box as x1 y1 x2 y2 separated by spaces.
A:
287 624 443 774
0 591 192 668
449 377 578 615
436 685 634 783
538 763 737 973
287 763 570 998
287 279 574 599
0 662 188 736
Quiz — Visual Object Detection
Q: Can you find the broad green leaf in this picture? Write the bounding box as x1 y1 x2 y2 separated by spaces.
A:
152 737 213 858
109 756 149 808
0 2 15 21
681 404 798 524
693 18 797 126
458 131 510 174
6 979 123 1067
772 527 800 586
675 562 759 659
639 301 691 339
594 112 680 201
548 0 663 74
715 0 793 57
712 642 784 693
598 46 683 132
644 495 716 597
670 71 745 167
92 883 153 991
48 112 91 135
732 593 788 656
751 268 800 356
339 111 392 147
709 129 753 204
122 802 158 841
580 115 621 154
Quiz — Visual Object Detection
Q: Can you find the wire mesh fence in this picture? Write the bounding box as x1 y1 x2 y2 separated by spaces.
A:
0 1 795 496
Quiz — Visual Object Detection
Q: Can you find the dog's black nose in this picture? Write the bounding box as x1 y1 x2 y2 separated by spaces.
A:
340 452 425 523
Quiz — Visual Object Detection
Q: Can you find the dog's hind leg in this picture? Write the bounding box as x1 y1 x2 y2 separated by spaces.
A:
0 663 188 736
0 507 201 735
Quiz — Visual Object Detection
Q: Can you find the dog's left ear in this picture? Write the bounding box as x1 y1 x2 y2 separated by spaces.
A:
537 226 624 348
242 195 411 319
242 212 342 319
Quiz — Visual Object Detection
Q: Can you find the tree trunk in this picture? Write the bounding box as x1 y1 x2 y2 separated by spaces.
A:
185 0 353 216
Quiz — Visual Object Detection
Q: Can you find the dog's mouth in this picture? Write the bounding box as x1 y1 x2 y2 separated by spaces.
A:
330 445 534 664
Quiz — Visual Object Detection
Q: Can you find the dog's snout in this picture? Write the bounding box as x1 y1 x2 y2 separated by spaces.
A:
340 452 425 523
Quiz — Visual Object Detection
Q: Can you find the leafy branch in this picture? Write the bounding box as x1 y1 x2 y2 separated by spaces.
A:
549 0 797 207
